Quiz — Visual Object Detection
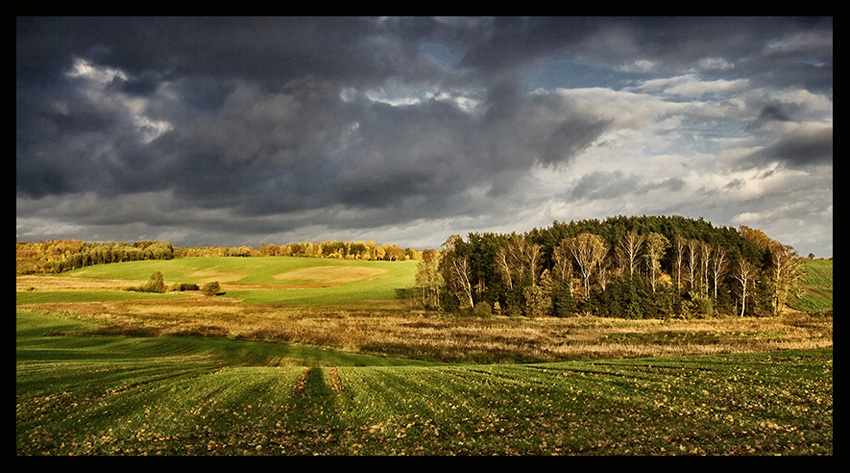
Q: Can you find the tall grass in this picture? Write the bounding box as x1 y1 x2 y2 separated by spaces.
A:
16 296 833 365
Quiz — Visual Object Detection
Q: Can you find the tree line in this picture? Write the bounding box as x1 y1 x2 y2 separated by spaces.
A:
16 240 175 274
178 240 421 261
412 215 805 318
16 238 421 275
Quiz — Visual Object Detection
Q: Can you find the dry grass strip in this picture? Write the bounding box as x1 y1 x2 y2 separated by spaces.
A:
292 368 313 395
327 368 345 393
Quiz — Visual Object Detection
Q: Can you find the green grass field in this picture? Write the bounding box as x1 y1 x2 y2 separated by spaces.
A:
16 291 188 305
51 256 418 307
16 309 833 455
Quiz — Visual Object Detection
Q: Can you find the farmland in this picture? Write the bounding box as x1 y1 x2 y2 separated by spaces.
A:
18 256 418 308
16 256 832 455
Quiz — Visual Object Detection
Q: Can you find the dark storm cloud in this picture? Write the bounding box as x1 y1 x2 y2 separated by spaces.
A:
18 17 376 85
567 171 685 201
16 77 154 198
747 103 796 131
16 17 613 215
568 170 636 201
747 126 833 169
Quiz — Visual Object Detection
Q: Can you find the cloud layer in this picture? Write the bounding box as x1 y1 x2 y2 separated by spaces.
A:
16 17 833 256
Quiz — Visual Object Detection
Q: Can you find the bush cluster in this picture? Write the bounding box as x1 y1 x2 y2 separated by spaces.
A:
126 271 166 293
125 272 219 296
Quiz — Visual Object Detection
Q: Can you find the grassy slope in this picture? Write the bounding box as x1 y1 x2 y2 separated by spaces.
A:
790 259 833 312
16 308 832 455
56 256 414 284
50 256 419 307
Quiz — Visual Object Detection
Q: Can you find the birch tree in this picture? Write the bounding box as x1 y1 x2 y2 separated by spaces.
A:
766 242 803 316
673 236 687 294
699 241 713 297
551 239 574 295
644 232 670 293
494 235 542 289
686 239 701 292
711 246 728 300
441 235 475 310
494 245 514 290
734 258 758 316
414 249 444 310
566 232 608 300
617 230 644 278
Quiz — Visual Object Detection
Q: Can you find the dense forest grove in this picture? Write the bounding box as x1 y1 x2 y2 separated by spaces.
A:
16 216 812 318
412 215 810 318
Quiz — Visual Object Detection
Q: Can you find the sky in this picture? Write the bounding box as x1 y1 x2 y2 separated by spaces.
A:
16 17 833 257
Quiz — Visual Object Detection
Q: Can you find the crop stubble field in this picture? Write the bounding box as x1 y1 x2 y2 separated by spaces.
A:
16 257 833 455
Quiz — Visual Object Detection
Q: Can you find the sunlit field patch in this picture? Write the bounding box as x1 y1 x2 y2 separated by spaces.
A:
187 268 251 284
52 257 413 286
272 265 389 284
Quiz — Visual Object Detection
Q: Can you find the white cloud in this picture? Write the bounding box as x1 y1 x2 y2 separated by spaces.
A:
620 59 657 73
697 57 735 71
64 57 173 144
364 81 484 114
765 30 833 55
66 57 127 83
634 73 750 98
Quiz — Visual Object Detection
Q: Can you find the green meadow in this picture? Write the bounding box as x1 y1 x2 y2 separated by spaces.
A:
16 291 188 305
16 309 833 456
51 256 418 307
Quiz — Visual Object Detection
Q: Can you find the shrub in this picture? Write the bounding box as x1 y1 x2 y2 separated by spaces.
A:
554 286 578 317
201 281 222 296
171 282 199 292
684 292 715 318
471 301 493 317
133 271 165 293
524 284 552 318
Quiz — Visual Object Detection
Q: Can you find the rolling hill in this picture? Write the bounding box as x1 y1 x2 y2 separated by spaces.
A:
43 256 419 308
